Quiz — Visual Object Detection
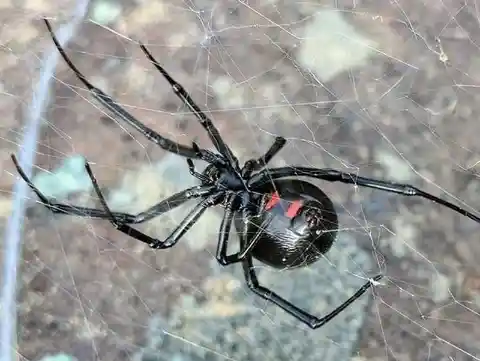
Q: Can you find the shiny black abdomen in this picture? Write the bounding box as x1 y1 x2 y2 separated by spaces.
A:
234 179 338 269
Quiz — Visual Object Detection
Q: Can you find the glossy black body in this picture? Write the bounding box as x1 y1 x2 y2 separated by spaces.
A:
234 179 338 269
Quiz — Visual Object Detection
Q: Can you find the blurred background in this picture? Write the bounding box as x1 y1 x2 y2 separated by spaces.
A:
2 0 480 360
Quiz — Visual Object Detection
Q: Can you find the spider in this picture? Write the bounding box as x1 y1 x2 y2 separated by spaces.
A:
12 19 480 330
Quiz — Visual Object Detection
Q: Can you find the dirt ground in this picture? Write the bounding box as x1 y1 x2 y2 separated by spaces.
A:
3 1 480 361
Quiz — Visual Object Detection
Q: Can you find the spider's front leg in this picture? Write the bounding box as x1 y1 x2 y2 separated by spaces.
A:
139 43 240 171
44 19 203 159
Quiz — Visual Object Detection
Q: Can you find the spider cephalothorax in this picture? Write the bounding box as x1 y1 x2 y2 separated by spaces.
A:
13 18 480 330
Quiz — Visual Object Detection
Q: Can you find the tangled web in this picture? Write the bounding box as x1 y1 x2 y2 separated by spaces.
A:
3 1 480 361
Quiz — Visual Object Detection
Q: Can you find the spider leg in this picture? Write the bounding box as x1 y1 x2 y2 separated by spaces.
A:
216 193 273 265
249 167 480 224
12 154 212 225
151 191 224 249
11 154 132 222
256 137 287 168
241 245 382 329
44 19 202 159
85 161 221 247
186 158 211 184
127 185 215 224
191 141 227 166
139 43 240 171
215 193 237 264
83 160 162 245
242 136 286 177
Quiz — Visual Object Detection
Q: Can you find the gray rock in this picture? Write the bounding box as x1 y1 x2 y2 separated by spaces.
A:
134 232 380 361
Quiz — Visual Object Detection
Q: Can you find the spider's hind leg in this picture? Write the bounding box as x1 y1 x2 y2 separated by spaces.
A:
11 154 135 222
241 242 382 329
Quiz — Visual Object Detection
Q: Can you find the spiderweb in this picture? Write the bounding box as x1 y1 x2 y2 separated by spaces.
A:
3 1 480 361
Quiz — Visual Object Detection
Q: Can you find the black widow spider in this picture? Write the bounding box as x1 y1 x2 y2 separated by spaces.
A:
12 19 480 330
